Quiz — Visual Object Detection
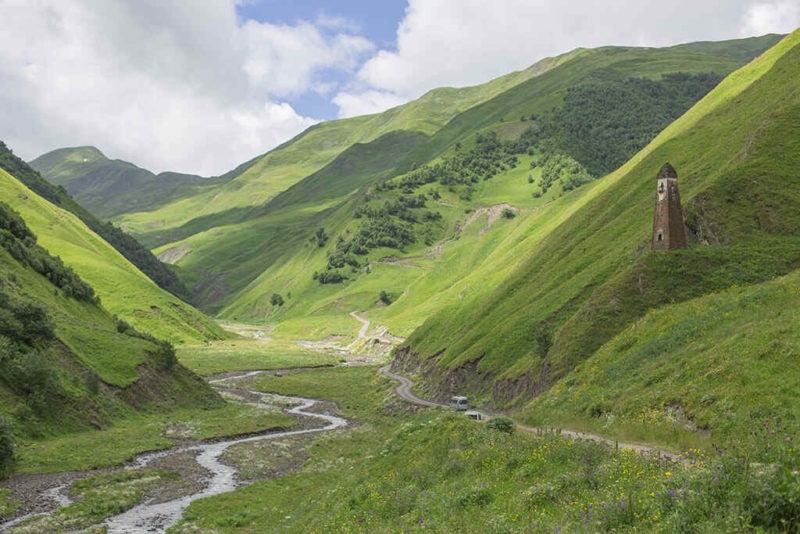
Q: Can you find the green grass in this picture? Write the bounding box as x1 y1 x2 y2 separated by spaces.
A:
250 365 386 420
114 52 559 239
523 268 800 447
0 489 19 518
0 244 218 444
193 40 760 331
0 247 147 390
177 339 339 377
109 38 769 328
15 402 295 474
175 363 800 533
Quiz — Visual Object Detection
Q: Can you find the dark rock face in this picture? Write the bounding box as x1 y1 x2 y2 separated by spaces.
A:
391 346 538 409
652 162 688 250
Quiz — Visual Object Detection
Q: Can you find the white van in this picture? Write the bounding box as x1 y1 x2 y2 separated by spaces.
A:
449 396 469 411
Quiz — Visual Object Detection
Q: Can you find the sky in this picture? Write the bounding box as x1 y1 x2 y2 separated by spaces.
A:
0 1 798 175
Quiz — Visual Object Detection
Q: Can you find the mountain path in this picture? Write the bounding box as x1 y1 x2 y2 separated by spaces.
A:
378 366 682 462
350 311 370 341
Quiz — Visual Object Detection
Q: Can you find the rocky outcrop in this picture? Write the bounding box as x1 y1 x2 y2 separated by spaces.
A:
391 345 539 409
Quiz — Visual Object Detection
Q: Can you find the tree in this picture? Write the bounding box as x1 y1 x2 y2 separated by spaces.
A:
270 293 285 307
0 415 15 479
313 228 329 248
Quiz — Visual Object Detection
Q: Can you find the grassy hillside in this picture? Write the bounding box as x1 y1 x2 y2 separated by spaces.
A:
0 201 221 474
523 268 800 446
398 30 800 411
0 166 225 344
0 143 189 299
170 38 769 322
29 146 226 220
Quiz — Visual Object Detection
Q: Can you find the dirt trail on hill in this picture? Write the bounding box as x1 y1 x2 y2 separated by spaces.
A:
378 366 682 462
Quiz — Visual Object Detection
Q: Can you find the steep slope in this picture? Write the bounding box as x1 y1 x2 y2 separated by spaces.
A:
0 143 189 299
0 200 220 454
0 164 225 344
29 146 226 220
395 30 800 413
170 39 768 317
523 268 800 444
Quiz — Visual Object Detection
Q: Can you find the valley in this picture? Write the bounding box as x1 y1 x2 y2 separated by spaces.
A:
1 28 799 533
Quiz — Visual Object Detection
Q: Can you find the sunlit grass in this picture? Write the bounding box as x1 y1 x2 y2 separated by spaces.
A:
177 338 339 377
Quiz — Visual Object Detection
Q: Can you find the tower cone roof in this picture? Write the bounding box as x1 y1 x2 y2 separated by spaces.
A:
658 162 677 180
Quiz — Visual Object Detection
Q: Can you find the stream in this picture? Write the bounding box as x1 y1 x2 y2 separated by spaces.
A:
1 371 349 533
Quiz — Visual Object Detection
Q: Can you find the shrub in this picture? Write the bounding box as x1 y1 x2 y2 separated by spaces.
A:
150 342 177 371
379 291 392 305
270 293 285 307
487 416 516 434
501 208 516 219
313 228 329 248
313 271 346 285
10 349 63 414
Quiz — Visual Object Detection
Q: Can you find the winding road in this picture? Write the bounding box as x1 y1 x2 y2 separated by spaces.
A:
378 366 681 462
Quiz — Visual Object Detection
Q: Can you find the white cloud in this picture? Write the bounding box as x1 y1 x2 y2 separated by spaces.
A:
333 90 407 118
242 20 372 97
2 0 796 173
334 0 798 118
740 1 800 36
0 0 372 174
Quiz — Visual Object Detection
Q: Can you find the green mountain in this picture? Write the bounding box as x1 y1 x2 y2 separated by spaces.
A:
0 200 220 462
0 162 225 344
397 30 800 442
137 36 774 319
26 36 792 442
29 146 228 221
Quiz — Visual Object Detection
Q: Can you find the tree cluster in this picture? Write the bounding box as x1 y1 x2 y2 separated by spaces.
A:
0 415 14 479
0 202 97 303
0 284 65 442
533 152 593 195
315 192 443 284
378 131 525 194
522 72 722 176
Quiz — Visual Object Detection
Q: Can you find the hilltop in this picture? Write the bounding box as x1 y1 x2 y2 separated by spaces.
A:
29 146 229 221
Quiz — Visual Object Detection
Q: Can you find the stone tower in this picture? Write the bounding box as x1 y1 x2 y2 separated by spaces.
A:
651 162 688 250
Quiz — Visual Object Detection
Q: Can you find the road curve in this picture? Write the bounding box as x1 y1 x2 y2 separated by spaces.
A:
379 366 441 408
378 366 681 462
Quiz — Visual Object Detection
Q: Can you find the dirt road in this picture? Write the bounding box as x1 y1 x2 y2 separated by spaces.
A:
378 366 681 461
